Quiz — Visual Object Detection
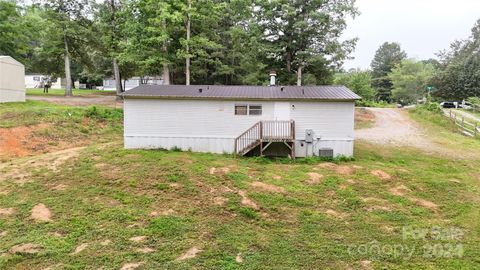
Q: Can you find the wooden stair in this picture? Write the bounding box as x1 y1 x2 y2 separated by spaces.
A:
234 120 295 158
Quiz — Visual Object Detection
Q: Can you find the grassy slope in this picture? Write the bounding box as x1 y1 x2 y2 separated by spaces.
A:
27 89 115 96
0 103 479 269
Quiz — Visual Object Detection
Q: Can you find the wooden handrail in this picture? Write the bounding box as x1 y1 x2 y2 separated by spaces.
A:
234 120 295 155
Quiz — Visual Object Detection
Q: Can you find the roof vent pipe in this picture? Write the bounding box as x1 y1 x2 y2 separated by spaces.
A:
269 71 277 86
199 88 203 93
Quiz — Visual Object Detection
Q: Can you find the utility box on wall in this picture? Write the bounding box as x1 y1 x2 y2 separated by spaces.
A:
305 129 314 143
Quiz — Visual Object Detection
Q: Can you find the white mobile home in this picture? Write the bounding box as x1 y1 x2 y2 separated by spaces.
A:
25 75 79 90
103 77 163 91
121 84 360 158
0 56 25 103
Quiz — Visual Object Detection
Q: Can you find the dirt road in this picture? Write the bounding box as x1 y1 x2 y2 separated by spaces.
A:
28 95 122 107
356 108 461 157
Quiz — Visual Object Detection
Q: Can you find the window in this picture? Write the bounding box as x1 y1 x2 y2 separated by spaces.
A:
234 104 262 116
249 105 262 115
33 76 40 81
235 104 248 115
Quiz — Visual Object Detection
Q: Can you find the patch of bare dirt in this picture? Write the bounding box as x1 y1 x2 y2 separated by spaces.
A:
389 185 411 196
250 181 285 193
212 196 228 206
9 243 42 254
235 253 243 263
324 209 349 219
129 236 146 243
272 175 282 180
176 246 202 261
31 203 52 222
50 231 65 238
49 183 68 191
306 172 323 184
71 243 89 255
360 260 373 270
371 170 392 180
100 239 112 246
209 167 231 175
411 198 438 211
0 207 14 217
237 190 259 209
0 124 50 159
316 163 358 175
0 187 9 195
0 147 84 184
346 179 356 184
149 209 176 217
389 185 439 211
136 247 155 254
120 262 144 270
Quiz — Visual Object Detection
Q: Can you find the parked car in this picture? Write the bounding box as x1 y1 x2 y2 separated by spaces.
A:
458 102 472 110
440 102 456 108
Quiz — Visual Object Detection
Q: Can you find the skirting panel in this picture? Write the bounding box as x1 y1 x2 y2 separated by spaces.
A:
125 135 354 157
125 136 235 154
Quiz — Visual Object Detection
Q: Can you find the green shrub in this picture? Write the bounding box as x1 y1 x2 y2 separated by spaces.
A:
84 106 123 121
423 102 442 113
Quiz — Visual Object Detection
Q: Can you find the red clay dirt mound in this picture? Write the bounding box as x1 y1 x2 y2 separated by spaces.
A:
0 124 50 158
0 123 87 160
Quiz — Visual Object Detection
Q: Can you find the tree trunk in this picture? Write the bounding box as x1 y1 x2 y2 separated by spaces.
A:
163 64 170 85
185 0 191 85
113 58 123 94
297 65 302 86
64 34 72 96
286 52 292 72
162 17 170 85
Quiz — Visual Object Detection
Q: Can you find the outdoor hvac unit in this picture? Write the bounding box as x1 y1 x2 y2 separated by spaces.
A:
319 148 334 158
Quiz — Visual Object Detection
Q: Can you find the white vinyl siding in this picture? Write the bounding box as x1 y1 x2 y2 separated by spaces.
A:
124 98 355 157
0 56 25 103
125 99 274 138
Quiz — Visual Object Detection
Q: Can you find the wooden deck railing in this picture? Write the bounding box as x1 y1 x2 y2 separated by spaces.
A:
234 120 295 155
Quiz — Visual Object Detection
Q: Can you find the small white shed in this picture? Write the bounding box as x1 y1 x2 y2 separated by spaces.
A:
0 56 25 103
121 84 360 158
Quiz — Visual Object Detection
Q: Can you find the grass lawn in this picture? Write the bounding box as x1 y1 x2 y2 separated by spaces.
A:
0 102 479 269
27 88 116 97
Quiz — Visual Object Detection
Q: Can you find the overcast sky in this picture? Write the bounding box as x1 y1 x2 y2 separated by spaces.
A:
342 0 480 70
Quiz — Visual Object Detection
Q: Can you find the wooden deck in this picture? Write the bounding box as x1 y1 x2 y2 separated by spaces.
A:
234 120 295 158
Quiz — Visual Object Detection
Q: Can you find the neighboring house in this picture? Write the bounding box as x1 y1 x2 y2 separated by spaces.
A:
103 77 163 91
0 56 25 103
25 75 79 89
121 79 360 158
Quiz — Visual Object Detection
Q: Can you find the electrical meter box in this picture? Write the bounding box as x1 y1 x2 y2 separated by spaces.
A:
305 129 314 143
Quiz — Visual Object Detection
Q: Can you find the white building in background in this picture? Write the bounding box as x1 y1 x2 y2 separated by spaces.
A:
25 74 79 89
121 81 360 158
0 56 25 103
102 77 163 91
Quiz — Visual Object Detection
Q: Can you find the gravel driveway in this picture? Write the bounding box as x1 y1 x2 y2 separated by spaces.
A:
28 95 122 107
355 108 462 157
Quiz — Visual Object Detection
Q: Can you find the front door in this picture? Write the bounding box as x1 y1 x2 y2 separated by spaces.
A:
274 102 291 120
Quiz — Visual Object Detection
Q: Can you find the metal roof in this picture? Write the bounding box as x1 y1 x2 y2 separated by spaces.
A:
120 85 360 101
